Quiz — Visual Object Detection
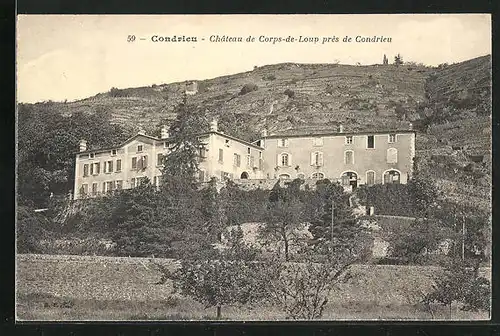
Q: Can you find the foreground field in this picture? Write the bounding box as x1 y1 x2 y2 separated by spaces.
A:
16 254 490 321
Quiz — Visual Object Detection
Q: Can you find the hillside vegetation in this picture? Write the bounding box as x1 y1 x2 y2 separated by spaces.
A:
18 55 491 209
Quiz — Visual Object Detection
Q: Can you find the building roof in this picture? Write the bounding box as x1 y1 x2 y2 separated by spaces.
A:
262 128 415 139
75 130 264 156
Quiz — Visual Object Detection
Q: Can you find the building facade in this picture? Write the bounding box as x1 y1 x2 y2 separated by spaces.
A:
255 129 416 188
73 121 264 200
73 121 415 200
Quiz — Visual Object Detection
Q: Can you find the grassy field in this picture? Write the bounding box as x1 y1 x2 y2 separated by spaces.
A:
16 254 490 321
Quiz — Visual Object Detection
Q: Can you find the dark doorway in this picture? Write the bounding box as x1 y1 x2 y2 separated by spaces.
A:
240 171 249 179
341 171 358 189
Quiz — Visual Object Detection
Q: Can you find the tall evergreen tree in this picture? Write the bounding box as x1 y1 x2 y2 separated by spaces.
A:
161 95 209 191
308 180 367 258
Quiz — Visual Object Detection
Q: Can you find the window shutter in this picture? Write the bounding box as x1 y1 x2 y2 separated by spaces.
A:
116 159 121 171
90 164 94 175
109 161 113 172
319 152 324 166
143 155 148 168
96 163 100 174
276 154 280 166
288 154 292 166
310 152 315 165
132 157 137 169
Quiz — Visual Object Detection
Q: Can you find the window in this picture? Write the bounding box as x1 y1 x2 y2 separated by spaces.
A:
92 182 98 195
157 153 164 166
345 136 353 145
233 153 241 167
132 157 137 169
259 151 262 158
221 171 231 180
389 134 397 143
366 171 375 186
137 145 143 153
130 178 136 188
279 153 290 167
250 156 255 168
246 155 251 167
278 138 289 147
199 147 207 159
384 170 401 184
115 180 123 190
247 147 251 154
139 155 148 169
163 142 168 149
387 148 398 164
89 153 95 159
313 137 324 146
218 148 224 163
345 150 354 164
80 184 88 195
92 162 100 175
83 164 89 177
259 158 263 170
105 181 114 193
341 172 358 186
311 151 324 166
367 135 375 149
225 139 231 147
104 161 113 173
312 172 325 179
111 149 117 156
116 159 122 172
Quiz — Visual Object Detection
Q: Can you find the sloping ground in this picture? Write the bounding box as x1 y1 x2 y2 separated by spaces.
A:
426 55 491 102
16 254 490 320
41 62 430 141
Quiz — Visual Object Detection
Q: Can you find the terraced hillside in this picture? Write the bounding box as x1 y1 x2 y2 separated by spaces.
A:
24 55 491 210
51 62 431 142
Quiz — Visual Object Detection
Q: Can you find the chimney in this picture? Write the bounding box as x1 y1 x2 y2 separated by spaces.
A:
210 119 218 132
261 128 268 137
161 125 169 139
79 139 87 152
339 124 344 133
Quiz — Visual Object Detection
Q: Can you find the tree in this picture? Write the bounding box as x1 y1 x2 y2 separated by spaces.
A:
154 225 264 319
394 54 403 66
260 181 306 261
307 180 368 258
408 175 440 217
239 83 259 95
387 218 453 265
423 258 490 318
260 243 355 319
16 205 52 253
161 95 208 188
17 103 128 207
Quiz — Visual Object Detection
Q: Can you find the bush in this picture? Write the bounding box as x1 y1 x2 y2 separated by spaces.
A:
283 89 295 98
239 83 259 95
109 87 127 97
262 74 276 81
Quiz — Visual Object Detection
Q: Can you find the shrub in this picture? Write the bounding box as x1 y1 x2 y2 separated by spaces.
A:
283 89 295 98
239 83 259 95
109 87 127 97
262 74 276 81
